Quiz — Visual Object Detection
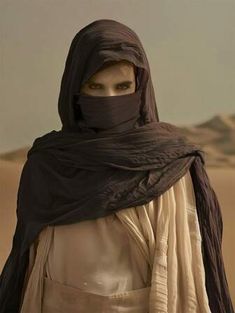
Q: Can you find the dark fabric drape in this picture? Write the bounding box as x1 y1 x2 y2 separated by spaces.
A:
0 19 233 313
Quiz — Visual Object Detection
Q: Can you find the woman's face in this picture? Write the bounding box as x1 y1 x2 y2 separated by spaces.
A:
80 61 136 97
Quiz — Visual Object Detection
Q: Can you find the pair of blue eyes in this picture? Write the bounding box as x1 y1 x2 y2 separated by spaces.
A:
88 83 131 90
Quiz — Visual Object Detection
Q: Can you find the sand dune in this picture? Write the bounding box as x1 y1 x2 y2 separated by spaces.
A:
196 113 235 132
180 113 235 167
0 147 28 164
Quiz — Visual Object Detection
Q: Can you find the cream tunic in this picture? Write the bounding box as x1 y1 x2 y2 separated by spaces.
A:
19 170 212 313
45 212 151 294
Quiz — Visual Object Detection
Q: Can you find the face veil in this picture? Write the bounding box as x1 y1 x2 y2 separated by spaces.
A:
74 87 143 134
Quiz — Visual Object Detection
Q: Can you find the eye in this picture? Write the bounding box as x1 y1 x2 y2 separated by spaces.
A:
117 83 131 90
88 83 102 89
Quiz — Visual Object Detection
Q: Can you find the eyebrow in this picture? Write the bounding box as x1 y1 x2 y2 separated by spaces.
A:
86 80 134 85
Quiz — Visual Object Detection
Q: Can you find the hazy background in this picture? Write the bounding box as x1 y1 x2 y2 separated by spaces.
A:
0 0 234 308
0 0 234 153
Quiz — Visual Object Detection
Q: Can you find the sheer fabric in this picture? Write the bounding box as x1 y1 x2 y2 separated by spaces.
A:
19 170 211 313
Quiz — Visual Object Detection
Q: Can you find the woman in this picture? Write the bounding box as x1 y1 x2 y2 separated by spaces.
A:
0 19 234 313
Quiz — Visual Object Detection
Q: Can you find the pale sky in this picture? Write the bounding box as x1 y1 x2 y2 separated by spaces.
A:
0 0 234 153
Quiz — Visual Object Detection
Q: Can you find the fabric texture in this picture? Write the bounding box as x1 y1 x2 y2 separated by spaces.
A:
0 19 234 313
19 170 211 313
74 87 143 132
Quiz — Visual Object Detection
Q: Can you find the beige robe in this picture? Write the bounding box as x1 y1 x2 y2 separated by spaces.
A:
19 170 212 313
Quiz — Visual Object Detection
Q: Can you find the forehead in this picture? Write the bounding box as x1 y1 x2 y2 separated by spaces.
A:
87 61 135 83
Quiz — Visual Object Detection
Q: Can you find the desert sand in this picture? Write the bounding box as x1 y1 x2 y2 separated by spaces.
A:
206 167 235 306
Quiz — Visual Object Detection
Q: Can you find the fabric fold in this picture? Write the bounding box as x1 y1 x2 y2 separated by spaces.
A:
19 170 212 313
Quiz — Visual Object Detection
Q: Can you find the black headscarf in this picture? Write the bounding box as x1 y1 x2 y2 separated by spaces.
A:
0 19 234 313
